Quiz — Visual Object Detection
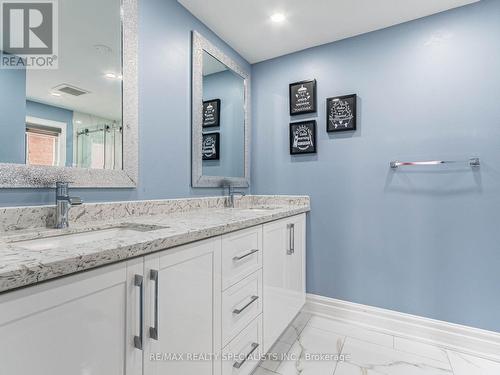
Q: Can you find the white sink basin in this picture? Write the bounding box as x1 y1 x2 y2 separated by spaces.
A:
244 207 281 212
13 224 167 251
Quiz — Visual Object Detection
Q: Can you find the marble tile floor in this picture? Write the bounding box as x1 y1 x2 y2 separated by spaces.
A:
253 312 500 375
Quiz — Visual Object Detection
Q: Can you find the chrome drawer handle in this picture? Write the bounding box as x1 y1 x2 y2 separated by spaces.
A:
149 269 159 341
133 274 144 350
287 223 295 255
233 342 259 369
233 249 259 262
233 295 259 315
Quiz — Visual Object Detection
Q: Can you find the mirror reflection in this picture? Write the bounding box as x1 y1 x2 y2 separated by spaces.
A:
0 0 123 170
201 51 245 178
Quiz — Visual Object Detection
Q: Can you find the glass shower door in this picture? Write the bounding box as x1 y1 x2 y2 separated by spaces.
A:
75 124 123 170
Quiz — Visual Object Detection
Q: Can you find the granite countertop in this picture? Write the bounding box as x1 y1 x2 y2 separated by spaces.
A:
0 199 309 293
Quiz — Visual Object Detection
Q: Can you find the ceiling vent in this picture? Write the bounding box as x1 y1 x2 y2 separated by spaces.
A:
53 84 90 97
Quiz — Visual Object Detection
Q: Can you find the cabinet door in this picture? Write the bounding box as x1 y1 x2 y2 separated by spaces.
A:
263 214 306 352
0 259 143 375
285 213 306 315
144 238 222 375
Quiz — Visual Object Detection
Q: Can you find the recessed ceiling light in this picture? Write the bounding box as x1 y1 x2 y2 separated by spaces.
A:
50 92 61 97
76 120 82 124
105 73 123 80
270 13 286 23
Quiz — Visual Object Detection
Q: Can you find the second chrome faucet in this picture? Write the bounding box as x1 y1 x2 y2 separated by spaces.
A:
225 184 246 208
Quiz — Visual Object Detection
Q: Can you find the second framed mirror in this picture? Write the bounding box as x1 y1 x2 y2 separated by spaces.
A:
192 31 250 188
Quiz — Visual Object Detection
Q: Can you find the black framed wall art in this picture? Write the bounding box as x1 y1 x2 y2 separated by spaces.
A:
289 79 317 116
289 120 317 155
326 94 357 132
202 132 220 160
202 99 221 128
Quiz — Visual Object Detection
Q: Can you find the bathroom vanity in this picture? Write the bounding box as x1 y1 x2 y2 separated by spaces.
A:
0 196 309 375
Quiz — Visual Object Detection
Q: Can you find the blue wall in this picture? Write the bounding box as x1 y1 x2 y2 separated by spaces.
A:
251 0 500 332
0 0 250 206
1 0 499 334
203 70 245 177
26 100 74 167
0 68 26 164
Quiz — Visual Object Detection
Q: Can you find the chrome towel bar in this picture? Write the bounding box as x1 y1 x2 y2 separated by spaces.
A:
390 157 480 169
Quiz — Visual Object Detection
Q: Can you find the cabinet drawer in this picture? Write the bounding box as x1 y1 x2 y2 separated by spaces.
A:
222 315 263 375
222 270 262 346
222 226 262 289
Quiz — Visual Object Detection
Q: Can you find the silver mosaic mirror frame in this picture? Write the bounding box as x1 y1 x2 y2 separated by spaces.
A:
192 31 251 188
0 0 138 188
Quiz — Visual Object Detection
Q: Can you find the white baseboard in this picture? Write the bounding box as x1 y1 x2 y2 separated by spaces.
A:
304 293 500 363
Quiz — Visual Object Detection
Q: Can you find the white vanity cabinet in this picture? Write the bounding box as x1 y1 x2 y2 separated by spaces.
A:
0 239 223 375
262 214 306 353
0 213 306 375
0 259 144 375
143 238 222 375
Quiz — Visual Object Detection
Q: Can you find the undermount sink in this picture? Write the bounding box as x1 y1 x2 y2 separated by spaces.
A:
240 207 281 212
12 223 168 251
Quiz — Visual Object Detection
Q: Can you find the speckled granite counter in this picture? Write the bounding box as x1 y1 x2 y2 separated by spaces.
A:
0 196 309 293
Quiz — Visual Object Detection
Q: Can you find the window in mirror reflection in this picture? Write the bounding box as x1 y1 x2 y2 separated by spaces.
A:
0 0 123 170
201 52 245 178
26 127 61 167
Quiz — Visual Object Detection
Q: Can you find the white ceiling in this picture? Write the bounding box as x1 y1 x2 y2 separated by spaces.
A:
179 0 479 63
27 0 122 120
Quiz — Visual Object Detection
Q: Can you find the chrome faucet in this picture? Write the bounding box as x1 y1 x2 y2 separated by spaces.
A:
226 185 246 208
55 182 83 229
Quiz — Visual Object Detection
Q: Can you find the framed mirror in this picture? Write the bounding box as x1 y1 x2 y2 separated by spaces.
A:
192 31 250 188
0 0 138 188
